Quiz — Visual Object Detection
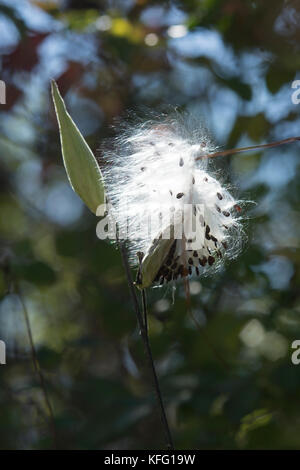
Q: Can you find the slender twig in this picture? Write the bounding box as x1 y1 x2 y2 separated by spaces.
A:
141 288 174 449
142 288 149 336
117 238 174 449
15 282 58 449
196 136 300 160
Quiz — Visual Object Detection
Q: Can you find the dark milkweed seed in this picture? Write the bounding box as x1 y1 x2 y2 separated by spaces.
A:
199 256 207 266
205 225 211 240
217 192 223 200
188 258 194 265
176 192 184 199
193 205 197 215
192 176 195 184
193 251 198 257
140 167 146 172
223 210 230 217
216 205 221 213
179 157 184 167
168 142 174 146
208 256 215 266
211 235 217 243
196 267 199 276
169 190 173 196
204 177 208 182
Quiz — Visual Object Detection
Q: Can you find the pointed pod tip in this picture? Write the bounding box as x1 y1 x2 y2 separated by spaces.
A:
50 78 106 215
50 79 58 96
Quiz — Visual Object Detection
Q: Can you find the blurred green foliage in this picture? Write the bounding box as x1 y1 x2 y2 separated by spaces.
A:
0 0 300 450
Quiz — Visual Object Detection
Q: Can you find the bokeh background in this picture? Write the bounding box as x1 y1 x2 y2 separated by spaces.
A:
0 0 300 450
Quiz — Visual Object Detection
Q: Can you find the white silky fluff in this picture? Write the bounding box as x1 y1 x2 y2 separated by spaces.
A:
102 112 245 283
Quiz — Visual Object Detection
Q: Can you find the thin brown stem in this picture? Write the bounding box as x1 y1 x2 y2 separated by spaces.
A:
141 288 174 450
15 282 58 449
117 237 174 450
196 136 300 160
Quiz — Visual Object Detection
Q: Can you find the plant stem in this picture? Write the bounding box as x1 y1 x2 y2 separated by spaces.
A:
141 288 174 450
196 136 300 160
15 282 58 449
118 239 174 450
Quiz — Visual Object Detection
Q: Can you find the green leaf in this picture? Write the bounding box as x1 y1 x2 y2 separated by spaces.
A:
236 409 273 446
14 260 57 286
51 80 105 214
266 62 295 94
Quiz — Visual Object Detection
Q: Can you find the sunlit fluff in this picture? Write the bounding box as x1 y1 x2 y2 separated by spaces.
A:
102 112 245 285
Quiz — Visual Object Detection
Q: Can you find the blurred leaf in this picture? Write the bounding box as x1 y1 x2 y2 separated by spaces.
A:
51 80 105 214
236 409 273 446
37 346 61 371
55 231 84 257
246 113 270 142
3 32 48 71
111 17 144 43
58 9 99 31
0 5 27 36
14 260 57 286
219 77 252 101
266 62 295 94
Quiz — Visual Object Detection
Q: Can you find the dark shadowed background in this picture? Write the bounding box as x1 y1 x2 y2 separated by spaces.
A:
0 0 300 450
